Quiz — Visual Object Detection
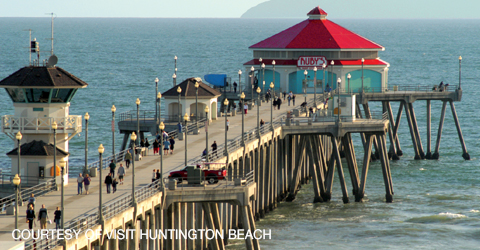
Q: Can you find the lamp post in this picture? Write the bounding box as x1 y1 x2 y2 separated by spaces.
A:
59 159 66 229
52 121 57 180
155 78 159 134
177 87 182 124
270 82 274 131
330 60 334 94
159 122 165 190
361 58 364 93
251 66 255 101
261 63 265 100
313 66 317 107
173 55 177 87
111 105 116 162
13 174 20 239
84 112 89 175
98 144 104 223
136 98 140 146
304 70 308 110
157 92 162 135
347 73 351 93
272 60 276 98
224 99 229 156
238 70 242 96
459 56 462 89
204 106 209 162
173 73 177 87
16 132 22 176
322 63 326 101
195 81 199 134
240 92 245 147
256 87 261 138
130 132 137 206
184 114 189 166
337 78 341 122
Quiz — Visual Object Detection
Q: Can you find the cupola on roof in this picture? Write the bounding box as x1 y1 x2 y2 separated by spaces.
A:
162 77 222 98
249 7 384 50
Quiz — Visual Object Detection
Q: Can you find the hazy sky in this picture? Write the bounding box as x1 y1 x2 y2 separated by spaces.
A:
1 0 480 18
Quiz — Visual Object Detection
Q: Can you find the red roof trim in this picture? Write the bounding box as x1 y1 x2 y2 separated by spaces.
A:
244 59 388 66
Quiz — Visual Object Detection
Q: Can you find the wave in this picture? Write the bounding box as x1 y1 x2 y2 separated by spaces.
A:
407 212 467 223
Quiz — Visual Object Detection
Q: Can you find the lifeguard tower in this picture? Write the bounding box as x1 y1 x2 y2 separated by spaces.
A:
0 55 87 185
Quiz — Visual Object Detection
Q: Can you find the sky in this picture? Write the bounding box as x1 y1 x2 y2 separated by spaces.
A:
1 0 480 18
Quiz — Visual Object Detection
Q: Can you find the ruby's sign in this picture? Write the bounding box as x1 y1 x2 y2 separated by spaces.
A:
297 56 327 68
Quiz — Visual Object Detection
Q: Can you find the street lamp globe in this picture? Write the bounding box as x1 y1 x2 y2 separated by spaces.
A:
131 132 137 142
314 66 317 72
224 98 229 106
195 82 199 88
59 160 66 168
256 87 261 94
111 105 116 113
240 92 245 99
270 82 274 89
12 174 20 186
52 121 58 130
177 87 182 93
159 122 165 130
98 144 105 154
337 78 341 84
347 74 351 79
136 98 140 105
85 112 90 121
304 70 308 76
15 131 22 141
331 60 334 66
157 92 162 99
238 70 242 75
183 113 189 122
251 66 254 71
272 60 276 65
204 106 209 113
361 58 365 63
259 58 262 62
261 63 265 69
155 78 159 84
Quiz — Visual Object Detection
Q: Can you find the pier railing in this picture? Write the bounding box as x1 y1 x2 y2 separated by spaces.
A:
165 170 255 191
0 178 56 212
118 110 155 122
349 84 458 94
2 115 82 134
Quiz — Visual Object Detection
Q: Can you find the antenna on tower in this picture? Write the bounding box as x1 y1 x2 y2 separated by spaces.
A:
23 29 32 65
46 13 56 56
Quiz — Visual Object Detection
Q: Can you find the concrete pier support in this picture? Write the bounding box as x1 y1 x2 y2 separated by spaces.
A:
403 102 421 159
356 134 373 202
425 100 432 159
332 136 349 204
286 136 306 202
378 134 393 202
432 101 447 159
408 103 425 159
449 101 470 160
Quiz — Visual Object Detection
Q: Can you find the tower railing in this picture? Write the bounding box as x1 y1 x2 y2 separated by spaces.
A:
2 115 82 134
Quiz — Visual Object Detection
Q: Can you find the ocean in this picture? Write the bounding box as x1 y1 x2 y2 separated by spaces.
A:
0 17 479 249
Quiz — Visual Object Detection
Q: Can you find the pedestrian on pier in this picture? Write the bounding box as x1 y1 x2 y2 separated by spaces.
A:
153 139 159 155
233 81 237 93
163 139 171 155
37 204 49 230
124 150 132 169
283 91 286 100
105 173 113 194
26 204 35 229
169 137 175 154
77 173 84 195
140 139 145 147
211 141 218 157
260 119 265 127
145 138 150 148
244 103 248 115
118 164 125 185
83 174 91 194
28 193 36 209
109 160 116 178
226 119 230 131
273 98 277 110
292 94 296 105
54 207 61 230
277 97 282 109
152 169 157 182
156 169 161 181
112 178 118 193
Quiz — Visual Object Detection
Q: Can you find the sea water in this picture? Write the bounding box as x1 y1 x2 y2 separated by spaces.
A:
0 18 479 249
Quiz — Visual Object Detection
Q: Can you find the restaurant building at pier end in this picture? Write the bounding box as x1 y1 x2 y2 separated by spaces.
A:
243 6 390 94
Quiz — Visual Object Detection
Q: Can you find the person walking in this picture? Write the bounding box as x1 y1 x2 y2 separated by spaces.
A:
124 150 132 169
37 204 49 230
153 139 159 155
163 139 170 155
233 81 237 93
83 174 91 194
156 169 161 181
244 103 248 115
260 119 265 127
169 137 175 154
26 204 36 229
109 160 116 178
152 169 157 182
288 95 291 106
226 119 229 131
112 178 118 193
77 173 84 195
140 139 145 148
283 91 287 100
118 163 125 185
105 173 113 194
54 207 61 230
145 138 150 149
211 141 218 157
277 97 282 109
28 193 36 209
292 94 296 105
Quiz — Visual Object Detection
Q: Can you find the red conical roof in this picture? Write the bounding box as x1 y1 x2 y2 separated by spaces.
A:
249 8 383 50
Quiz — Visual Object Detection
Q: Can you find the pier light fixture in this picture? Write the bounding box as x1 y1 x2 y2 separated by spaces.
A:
173 73 177 87
256 87 261 138
272 60 276 65
251 66 254 71
331 60 334 66
157 92 162 99
155 77 159 133
52 121 57 181
250 66 255 100
130 132 137 205
59 159 66 229
361 58 365 93
256 86 261 94
347 73 351 93
98 144 104 222
238 70 242 97
240 91 245 146
159 122 165 190
270 82 274 131
304 70 308 75
272 60 276 98
13 174 20 238
84 112 89 175
204 106 210 162
337 78 341 122
240 92 245 99
261 63 265 69
224 98 229 106
135 98 140 146
159 122 165 131
177 86 182 124
313 66 318 105
157 92 162 135
15 131 22 141
459 56 462 89
174 55 177 60
270 82 274 89
195 81 200 133
184 113 189 121
173 73 177 79
184 113 189 166
259 57 262 62
223 98 229 157
239 70 242 75
111 105 116 161
15 131 22 175
322 63 326 101
261 63 266 99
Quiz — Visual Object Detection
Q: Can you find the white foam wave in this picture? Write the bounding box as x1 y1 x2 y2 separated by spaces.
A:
438 212 466 218
469 209 479 213
419 168 426 171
